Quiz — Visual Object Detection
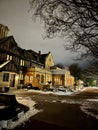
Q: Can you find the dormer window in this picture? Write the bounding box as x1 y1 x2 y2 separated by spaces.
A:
7 54 12 60
20 59 24 66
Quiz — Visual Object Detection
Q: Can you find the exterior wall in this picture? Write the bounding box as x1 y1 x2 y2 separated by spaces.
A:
24 67 35 84
69 76 75 88
34 67 52 85
0 71 19 88
24 67 44 89
0 35 75 90
52 75 64 86
64 70 70 86
65 71 75 88
45 52 54 70
52 70 75 88
24 67 53 89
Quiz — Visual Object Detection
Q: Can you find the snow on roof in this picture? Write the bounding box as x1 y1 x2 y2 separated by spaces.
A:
51 69 67 74
0 60 10 69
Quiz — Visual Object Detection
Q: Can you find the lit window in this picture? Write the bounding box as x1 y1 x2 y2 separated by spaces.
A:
20 60 22 66
7 55 10 60
30 76 33 83
19 74 23 80
36 74 40 82
7 55 12 60
25 75 29 83
10 56 12 60
20 59 24 66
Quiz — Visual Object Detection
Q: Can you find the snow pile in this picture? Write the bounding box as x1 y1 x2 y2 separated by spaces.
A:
61 99 84 104
28 89 53 94
54 91 73 95
0 97 41 130
28 89 74 96
0 106 8 109
76 87 98 94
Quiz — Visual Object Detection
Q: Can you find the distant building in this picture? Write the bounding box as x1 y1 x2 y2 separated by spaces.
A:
51 68 74 87
0 24 9 38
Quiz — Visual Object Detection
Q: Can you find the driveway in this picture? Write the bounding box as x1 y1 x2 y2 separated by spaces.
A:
10 88 98 130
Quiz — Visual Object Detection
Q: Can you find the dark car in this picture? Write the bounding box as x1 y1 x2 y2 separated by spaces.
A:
23 83 33 89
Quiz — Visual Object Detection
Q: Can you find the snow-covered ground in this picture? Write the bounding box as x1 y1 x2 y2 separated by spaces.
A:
0 89 74 129
0 87 98 129
17 89 74 96
79 86 98 92
12 86 98 96
36 90 73 95
0 97 41 130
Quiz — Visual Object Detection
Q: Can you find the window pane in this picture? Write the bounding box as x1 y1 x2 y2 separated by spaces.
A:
3 73 9 82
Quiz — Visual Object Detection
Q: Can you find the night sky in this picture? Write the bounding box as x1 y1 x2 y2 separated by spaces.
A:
0 0 83 67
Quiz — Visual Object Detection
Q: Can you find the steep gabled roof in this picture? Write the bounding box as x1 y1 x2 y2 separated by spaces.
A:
0 36 52 66
27 50 49 65
26 50 38 61
0 36 20 57
0 35 17 46
0 60 19 73
27 49 38 55
0 60 10 69
51 69 67 75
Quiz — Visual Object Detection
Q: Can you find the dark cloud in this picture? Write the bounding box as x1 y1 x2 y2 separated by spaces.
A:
0 0 82 67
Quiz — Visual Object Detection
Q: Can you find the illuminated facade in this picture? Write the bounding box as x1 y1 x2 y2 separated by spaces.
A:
0 35 74 90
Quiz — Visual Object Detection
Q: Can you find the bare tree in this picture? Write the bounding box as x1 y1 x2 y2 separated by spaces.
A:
69 63 82 80
30 0 98 58
83 59 98 78
81 59 98 86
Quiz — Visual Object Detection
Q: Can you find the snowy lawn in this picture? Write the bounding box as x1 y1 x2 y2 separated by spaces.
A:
27 89 74 95
0 97 41 130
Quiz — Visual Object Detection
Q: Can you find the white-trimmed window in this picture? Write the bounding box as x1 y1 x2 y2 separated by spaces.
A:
7 54 12 60
3 73 9 82
20 59 24 66
19 74 23 80
30 76 33 83
25 75 29 83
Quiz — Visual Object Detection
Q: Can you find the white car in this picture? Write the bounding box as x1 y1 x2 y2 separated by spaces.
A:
58 86 66 91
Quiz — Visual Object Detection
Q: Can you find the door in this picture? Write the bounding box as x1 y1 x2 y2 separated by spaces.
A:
10 74 15 87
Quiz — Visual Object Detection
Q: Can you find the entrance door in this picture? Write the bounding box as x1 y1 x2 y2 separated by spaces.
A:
10 74 15 87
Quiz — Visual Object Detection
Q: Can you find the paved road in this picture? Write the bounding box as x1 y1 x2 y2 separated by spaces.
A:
12 88 98 130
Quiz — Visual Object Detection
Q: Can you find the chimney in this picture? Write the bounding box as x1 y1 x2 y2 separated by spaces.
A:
38 51 41 55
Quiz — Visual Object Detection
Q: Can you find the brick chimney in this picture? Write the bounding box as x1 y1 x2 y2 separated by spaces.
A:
38 51 41 55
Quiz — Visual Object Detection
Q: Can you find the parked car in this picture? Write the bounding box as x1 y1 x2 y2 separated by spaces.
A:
23 83 33 89
58 86 67 92
32 86 40 90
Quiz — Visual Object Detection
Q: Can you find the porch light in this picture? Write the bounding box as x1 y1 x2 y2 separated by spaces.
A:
16 75 19 80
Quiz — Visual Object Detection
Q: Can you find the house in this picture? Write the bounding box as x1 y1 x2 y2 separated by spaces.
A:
0 25 74 90
24 51 54 89
51 68 74 88
0 36 45 89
